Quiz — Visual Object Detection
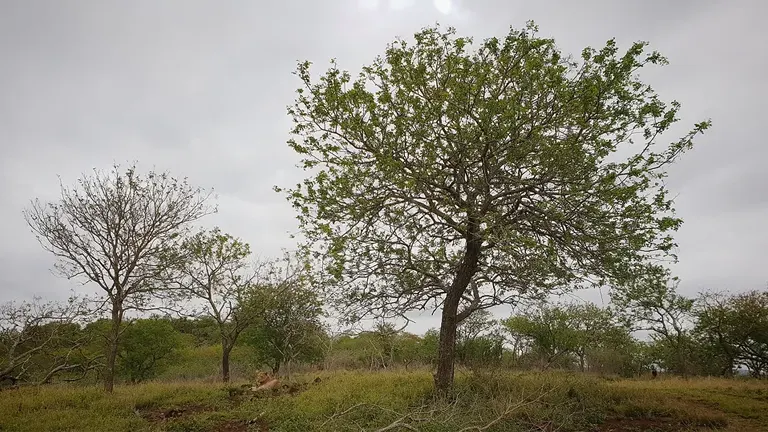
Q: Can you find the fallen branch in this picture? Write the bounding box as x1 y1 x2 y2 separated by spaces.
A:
320 403 368 428
373 417 419 432
320 385 556 432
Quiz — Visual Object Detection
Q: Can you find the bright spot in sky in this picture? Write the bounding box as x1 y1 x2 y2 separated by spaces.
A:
388 0 414 10
359 0 456 15
433 0 453 15
359 0 379 10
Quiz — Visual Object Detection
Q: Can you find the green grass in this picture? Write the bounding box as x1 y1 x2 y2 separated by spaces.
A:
1 371 766 431
157 345 259 382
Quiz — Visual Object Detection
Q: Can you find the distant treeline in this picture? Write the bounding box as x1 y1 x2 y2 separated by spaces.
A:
2 287 766 387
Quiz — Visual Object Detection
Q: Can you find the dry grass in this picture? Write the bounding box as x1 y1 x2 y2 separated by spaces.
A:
608 376 768 431
0 371 765 431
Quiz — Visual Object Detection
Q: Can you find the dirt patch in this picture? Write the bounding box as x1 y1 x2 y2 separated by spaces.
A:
596 415 729 431
136 404 213 423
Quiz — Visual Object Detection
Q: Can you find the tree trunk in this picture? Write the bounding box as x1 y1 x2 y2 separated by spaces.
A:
434 216 482 397
434 292 461 397
221 342 233 383
103 305 122 393
323 337 333 371
720 364 732 377
676 336 687 377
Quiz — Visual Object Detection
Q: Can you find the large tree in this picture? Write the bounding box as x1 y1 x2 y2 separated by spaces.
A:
24 164 214 391
280 22 710 394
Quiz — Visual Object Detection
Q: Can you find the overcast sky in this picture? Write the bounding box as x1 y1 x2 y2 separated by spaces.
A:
1 0 766 333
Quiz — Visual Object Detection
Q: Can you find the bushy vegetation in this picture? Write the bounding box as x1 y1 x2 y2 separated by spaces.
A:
3 288 767 390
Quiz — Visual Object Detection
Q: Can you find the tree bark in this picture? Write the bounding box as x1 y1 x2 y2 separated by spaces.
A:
222 342 233 383
434 218 482 397
434 293 460 396
103 305 122 393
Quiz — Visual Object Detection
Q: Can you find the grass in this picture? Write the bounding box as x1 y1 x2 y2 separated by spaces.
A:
610 376 768 430
0 370 766 431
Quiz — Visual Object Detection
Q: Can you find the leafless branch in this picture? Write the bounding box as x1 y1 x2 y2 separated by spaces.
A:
23 163 215 390
0 295 91 384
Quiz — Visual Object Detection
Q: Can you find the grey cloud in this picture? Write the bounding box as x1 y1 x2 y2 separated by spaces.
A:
1 0 765 334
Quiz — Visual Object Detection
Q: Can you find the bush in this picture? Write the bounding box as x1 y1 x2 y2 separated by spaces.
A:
117 318 182 383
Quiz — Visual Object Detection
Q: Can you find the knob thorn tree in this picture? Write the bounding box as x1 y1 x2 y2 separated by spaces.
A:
279 22 710 395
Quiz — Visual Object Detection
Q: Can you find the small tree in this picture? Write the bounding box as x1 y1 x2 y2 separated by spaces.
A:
695 290 768 376
117 318 181 383
280 22 710 394
503 304 582 370
395 333 423 370
456 310 504 368
420 329 440 366
693 291 740 376
24 164 214 391
169 228 259 383
613 277 695 375
566 303 630 372
371 321 400 369
243 282 325 378
167 316 220 347
503 302 631 373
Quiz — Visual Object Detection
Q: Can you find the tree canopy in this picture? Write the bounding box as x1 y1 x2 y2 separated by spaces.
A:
695 290 768 376
280 22 710 393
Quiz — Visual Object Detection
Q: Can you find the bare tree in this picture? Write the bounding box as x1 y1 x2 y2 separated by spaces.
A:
0 296 94 386
24 164 215 391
